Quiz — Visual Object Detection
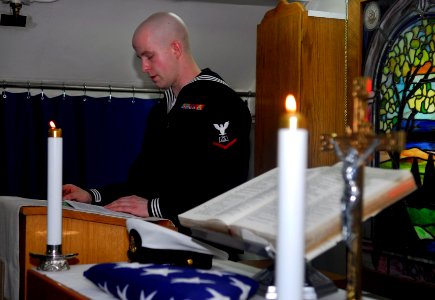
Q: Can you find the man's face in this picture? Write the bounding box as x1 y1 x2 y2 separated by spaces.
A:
133 28 176 89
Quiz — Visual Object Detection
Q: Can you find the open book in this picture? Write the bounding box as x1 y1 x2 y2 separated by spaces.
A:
178 163 417 260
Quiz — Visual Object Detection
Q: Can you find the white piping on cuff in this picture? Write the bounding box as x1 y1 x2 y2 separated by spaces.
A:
150 198 162 218
89 189 102 203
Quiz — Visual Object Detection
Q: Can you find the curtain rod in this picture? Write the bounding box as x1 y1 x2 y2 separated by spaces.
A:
1 80 256 98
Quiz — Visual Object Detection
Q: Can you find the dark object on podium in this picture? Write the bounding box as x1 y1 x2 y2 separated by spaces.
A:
1 1 26 27
1 14 26 27
127 229 213 269
305 262 338 297
253 260 337 299
190 226 338 299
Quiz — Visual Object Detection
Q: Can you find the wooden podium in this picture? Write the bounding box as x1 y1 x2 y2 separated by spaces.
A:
255 0 346 175
19 207 172 300
19 207 129 299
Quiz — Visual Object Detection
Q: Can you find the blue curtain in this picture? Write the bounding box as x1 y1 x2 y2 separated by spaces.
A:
0 91 159 200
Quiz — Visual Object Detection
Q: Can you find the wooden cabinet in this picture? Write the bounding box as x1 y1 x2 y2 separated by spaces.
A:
255 1 346 175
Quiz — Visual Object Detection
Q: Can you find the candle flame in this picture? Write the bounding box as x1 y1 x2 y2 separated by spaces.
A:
285 94 297 113
48 120 62 137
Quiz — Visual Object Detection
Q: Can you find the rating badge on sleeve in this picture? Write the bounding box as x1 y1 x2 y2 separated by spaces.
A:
214 122 229 143
213 121 237 149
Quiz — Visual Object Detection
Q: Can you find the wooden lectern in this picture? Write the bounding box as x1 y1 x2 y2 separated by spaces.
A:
255 0 346 175
19 206 173 300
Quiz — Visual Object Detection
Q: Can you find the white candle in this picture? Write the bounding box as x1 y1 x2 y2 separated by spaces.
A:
47 121 63 246
276 95 308 300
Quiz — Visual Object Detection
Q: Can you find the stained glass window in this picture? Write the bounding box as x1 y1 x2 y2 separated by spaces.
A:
375 16 435 172
362 0 435 276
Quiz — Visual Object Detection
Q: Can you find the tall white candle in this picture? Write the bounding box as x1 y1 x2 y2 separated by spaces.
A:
276 95 308 300
47 121 63 246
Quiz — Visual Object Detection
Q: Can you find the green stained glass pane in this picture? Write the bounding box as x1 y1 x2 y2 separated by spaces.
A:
407 207 435 225
413 226 434 240
410 38 420 49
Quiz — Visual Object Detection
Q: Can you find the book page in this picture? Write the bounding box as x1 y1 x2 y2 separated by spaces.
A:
230 195 278 243
179 163 416 259
360 169 417 219
304 164 417 258
64 200 165 222
230 165 343 248
232 164 416 258
178 168 278 229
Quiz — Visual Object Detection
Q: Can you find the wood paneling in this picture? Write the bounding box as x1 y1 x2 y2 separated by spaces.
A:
255 1 304 175
301 15 345 168
255 0 346 175
347 0 368 123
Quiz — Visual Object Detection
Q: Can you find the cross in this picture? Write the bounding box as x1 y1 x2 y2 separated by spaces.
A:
320 77 405 300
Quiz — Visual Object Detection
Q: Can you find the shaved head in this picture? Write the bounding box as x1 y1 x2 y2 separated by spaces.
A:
133 12 191 53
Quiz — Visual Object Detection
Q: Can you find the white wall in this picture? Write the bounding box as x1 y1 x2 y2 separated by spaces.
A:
0 0 277 93
0 0 347 92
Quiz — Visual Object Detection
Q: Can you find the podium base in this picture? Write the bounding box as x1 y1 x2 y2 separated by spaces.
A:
30 245 78 272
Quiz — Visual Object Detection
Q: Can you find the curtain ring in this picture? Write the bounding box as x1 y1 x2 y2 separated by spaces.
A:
40 84 44 100
27 81 31 99
62 83 66 100
108 85 112 102
83 83 87 101
245 91 252 102
132 86 135 104
2 81 6 99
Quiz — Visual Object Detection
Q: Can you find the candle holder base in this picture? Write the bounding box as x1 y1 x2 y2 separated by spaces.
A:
30 245 78 272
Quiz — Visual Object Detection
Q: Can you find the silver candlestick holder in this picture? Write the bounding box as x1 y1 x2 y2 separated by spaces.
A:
30 245 78 271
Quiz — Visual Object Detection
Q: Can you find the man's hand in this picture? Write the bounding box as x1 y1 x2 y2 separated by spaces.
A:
104 195 149 218
62 184 92 204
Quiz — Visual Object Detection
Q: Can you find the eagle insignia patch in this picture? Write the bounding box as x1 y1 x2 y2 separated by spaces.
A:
213 121 237 149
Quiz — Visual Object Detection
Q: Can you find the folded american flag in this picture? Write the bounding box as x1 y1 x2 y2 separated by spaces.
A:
84 262 259 300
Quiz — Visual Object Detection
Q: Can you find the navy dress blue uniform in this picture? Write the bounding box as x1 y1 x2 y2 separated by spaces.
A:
88 69 251 226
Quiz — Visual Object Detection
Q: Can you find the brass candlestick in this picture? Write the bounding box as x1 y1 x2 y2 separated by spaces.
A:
321 77 405 300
